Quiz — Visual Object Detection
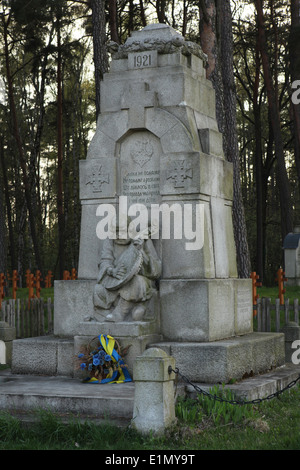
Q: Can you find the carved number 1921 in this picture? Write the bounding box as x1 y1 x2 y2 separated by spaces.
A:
134 54 152 68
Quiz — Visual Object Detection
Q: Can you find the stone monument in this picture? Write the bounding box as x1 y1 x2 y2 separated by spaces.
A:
12 24 285 383
283 226 300 286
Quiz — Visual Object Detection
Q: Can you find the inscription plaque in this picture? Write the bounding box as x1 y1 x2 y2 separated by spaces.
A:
120 131 161 207
128 50 158 70
236 282 252 332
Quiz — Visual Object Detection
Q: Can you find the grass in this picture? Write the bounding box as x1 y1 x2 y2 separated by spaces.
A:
253 285 300 331
0 383 299 450
258 285 300 304
2 287 54 302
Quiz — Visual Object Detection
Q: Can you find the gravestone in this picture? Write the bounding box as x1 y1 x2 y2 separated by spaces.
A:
283 226 300 286
0 340 5 365
0 321 15 366
13 24 285 383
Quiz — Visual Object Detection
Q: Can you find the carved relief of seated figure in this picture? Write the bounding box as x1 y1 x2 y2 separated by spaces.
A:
93 221 161 322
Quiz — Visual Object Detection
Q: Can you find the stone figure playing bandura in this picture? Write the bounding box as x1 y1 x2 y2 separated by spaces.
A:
93 224 161 322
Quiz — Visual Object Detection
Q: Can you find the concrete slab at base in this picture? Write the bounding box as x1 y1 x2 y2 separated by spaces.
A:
185 363 300 402
0 370 134 422
1 363 299 426
150 332 285 383
11 336 75 377
11 332 163 378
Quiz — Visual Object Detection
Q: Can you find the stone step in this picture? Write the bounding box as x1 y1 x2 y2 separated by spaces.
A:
0 369 135 424
11 336 75 377
11 331 286 385
11 333 163 378
185 363 300 402
1 363 299 426
150 332 286 383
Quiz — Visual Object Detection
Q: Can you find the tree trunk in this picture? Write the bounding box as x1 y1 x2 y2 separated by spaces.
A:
253 38 264 282
2 11 43 274
139 0 147 27
57 15 65 279
199 0 224 134
128 0 134 35
156 0 167 24
219 0 251 278
0 147 6 274
290 0 300 190
255 0 293 241
0 138 16 271
200 0 251 277
182 0 188 37
91 0 109 120
108 0 119 43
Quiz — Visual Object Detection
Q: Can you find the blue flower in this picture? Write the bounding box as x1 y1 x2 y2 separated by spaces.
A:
98 350 105 358
78 353 84 358
88 364 93 371
93 357 100 366
80 363 86 370
104 354 112 362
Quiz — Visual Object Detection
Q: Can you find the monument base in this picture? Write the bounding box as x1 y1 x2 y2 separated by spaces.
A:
11 331 285 384
53 280 160 337
11 322 163 378
54 278 253 341
150 332 285 383
73 325 163 378
12 277 285 384
160 278 253 342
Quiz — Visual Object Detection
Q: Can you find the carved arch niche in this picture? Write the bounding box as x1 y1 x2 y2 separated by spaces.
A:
117 130 162 207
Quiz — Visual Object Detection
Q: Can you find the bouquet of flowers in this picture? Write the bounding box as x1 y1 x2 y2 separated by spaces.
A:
76 334 132 384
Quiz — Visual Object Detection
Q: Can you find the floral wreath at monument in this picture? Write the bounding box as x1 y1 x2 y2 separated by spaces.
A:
76 334 132 384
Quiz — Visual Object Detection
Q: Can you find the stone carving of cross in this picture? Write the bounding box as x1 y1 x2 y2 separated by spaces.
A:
121 82 157 128
167 160 193 188
86 165 110 193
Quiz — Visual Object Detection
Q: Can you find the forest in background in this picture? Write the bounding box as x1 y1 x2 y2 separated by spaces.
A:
0 0 300 286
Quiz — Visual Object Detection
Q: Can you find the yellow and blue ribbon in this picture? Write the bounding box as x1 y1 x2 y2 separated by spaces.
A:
83 334 132 384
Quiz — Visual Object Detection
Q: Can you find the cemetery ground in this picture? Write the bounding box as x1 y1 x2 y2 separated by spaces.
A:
0 368 299 450
0 285 300 451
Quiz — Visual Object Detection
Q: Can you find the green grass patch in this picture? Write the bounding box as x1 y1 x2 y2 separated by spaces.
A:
253 285 300 331
257 285 300 303
176 385 259 427
2 287 54 302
